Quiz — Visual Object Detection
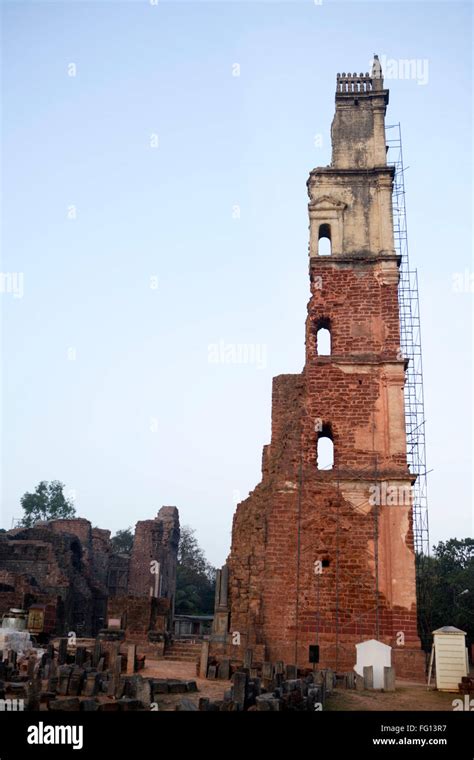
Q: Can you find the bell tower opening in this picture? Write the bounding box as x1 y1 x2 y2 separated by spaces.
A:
317 423 334 470
318 223 332 256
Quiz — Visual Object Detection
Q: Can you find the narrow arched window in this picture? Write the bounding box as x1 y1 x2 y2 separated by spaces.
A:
317 328 331 355
315 317 331 356
318 223 331 256
317 424 334 470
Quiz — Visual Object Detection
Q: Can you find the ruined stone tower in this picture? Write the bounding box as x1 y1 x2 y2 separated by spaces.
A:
128 507 180 604
213 59 424 678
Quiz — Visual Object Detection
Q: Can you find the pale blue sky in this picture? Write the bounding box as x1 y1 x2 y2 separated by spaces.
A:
1 0 472 566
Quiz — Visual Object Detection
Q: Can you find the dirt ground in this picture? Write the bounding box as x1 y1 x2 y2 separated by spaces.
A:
144 660 459 712
325 682 458 712
142 659 230 710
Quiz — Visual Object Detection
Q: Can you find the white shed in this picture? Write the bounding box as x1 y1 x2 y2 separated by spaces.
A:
354 639 392 689
432 626 468 692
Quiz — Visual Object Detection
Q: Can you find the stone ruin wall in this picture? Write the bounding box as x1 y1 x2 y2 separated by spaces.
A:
208 65 425 682
0 506 180 639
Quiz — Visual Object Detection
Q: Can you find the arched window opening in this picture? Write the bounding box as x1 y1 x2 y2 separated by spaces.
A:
314 317 331 356
318 223 332 256
317 423 334 470
317 328 331 355
70 540 82 571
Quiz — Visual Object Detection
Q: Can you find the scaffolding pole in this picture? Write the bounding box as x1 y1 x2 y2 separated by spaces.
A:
387 123 430 557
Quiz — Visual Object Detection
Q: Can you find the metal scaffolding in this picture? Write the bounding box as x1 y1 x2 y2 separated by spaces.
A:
387 123 430 557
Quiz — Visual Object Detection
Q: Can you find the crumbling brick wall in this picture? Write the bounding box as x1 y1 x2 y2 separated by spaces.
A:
0 507 180 639
107 553 129 597
128 507 180 610
107 596 171 635
0 527 96 635
218 64 424 680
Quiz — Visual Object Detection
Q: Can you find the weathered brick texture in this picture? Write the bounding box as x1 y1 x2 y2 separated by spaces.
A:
0 507 180 639
221 64 425 680
128 507 179 608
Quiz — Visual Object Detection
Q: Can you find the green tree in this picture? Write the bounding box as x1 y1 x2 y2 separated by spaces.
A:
20 480 76 527
417 538 474 651
111 527 134 554
175 525 216 615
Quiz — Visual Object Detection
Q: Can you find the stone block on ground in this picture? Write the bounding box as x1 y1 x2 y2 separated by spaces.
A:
217 658 230 680
98 702 120 712
383 666 396 692
58 639 68 665
126 645 137 675
151 679 169 696
262 662 273 686
48 697 81 712
199 641 209 679
256 694 280 711
168 680 187 694
243 649 253 669
136 677 151 708
68 667 85 696
363 666 374 690
83 672 101 697
92 641 102 668
118 697 142 711
175 698 198 711
58 666 73 696
232 671 247 710
346 671 356 689
282 678 302 694
81 699 100 711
